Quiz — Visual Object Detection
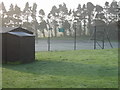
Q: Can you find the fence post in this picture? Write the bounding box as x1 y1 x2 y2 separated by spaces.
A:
94 26 96 49
74 22 77 50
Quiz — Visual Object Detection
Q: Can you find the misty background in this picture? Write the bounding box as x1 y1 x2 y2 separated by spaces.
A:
0 0 119 51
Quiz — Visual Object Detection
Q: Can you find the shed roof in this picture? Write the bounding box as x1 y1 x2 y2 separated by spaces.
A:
0 27 33 34
8 32 34 37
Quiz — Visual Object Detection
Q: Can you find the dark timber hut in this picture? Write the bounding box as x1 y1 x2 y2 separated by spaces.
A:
0 27 35 64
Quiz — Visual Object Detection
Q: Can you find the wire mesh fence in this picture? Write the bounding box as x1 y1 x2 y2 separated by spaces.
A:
35 36 118 52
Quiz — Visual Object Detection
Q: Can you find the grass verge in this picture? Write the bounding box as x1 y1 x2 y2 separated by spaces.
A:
2 48 118 88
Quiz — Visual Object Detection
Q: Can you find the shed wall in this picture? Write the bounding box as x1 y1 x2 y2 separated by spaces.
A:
2 33 7 63
7 34 20 62
20 37 35 63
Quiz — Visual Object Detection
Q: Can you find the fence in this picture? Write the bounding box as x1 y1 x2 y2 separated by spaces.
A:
35 35 118 52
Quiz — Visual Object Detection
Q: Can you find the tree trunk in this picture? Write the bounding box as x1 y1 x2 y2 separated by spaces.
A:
69 29 72 36
83 18 86 36
88 15 91 36
42 30 45 37
63 30 66 36
51 30 54 37
54 26 57 37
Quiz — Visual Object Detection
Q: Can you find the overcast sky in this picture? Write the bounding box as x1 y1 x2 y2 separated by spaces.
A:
1 0 120 14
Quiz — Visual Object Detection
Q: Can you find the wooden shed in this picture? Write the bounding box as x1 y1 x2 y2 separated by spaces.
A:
1 27 35 64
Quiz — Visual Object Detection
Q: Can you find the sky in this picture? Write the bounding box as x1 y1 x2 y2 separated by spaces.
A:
1 0 120 14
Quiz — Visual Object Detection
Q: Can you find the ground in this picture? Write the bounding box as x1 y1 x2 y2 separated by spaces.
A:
2 48 118 88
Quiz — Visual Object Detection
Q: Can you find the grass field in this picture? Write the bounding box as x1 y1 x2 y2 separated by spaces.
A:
2 48 118 88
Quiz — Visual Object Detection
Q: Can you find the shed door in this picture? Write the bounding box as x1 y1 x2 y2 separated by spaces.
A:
20 37 35 63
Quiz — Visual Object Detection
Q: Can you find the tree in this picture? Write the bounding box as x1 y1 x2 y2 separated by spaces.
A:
108 1 118 22
48 5 59 37
111 1 118 8
62 3 68 14
50 5 59 17
107 21 118 39
104 2 110 23
68 9 72 15
38 9 46 37
94 5 107 35
74 4 83 36
23 22 32 31
0 2 7 14
38 20 47 37
22 2 32 22
58 3 69 36
8 4 14 16
95 5 106 22
107 1 118 40
14 5 22 26
31 3 37 20
23 2 29 13
86 2 95 35
95 13 106 20
39 9 45 21
58 3 68 14
95 5 103 14
81 4 87 36
77 4 82 13
63 20 71 36
0 2 7 27
47 13 55 37
32 3 37 14
31 19 38 38
105 2 109 7
22 2 33 32
7 4 15 27
31 3 38 38
52 20 59 37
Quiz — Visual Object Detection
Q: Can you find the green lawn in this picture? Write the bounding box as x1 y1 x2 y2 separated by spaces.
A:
2 48 118 88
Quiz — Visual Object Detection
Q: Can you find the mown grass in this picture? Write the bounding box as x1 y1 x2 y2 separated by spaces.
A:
2 48 118 88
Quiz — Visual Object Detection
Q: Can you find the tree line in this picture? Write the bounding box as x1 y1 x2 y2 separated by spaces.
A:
0 1 119 39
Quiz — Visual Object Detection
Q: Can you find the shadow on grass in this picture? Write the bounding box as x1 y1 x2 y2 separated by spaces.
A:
2 60 118 77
